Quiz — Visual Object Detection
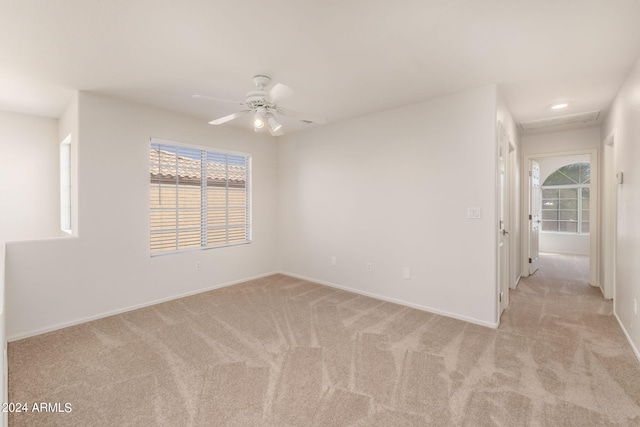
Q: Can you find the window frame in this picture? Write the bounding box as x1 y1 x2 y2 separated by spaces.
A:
540 163 590 235
149 138 252 256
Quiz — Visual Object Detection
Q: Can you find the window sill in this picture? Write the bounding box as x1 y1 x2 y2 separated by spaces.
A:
150 240 252 257
540 231 590 236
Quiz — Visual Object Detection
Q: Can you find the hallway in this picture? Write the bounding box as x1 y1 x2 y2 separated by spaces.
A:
500 253 639 424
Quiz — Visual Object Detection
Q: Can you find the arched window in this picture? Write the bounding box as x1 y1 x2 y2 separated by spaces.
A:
541 162 590 234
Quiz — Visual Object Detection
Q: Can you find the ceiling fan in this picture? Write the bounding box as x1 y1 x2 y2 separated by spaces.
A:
194 75 327 136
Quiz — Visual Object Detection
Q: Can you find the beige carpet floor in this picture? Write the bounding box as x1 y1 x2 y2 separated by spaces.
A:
8 254 640 426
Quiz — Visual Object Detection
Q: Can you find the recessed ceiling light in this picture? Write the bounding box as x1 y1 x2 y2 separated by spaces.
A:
551 103 569 110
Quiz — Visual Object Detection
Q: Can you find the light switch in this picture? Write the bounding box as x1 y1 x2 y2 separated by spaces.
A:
467 208 481 219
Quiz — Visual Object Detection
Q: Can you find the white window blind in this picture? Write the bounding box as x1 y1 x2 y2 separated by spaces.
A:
150 141 251 255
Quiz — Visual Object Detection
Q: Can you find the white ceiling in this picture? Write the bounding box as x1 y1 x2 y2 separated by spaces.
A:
1 0 639 134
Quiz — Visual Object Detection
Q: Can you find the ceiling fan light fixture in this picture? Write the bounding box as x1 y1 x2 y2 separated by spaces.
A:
254 107 266 128
267 114 282 132
197 75 326 134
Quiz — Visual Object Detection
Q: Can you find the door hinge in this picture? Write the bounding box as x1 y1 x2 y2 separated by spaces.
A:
529 214 532 220
499 292 503 303
529 170 532 176
529 258 532 263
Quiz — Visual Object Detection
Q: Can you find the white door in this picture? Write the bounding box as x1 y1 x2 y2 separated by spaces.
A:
498 124 509 315
529 159 541 275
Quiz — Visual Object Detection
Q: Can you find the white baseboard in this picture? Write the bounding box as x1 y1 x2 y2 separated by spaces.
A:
280 271 499 329
7 271 280 342
511 275 522 290
614 313 640 363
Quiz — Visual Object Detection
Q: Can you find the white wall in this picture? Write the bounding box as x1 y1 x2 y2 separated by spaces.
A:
5 92 279 339
278 85 500 327
540 233 589 255
537 154 590 255
522 126 601 156
601 56 640 360
0 110 61 241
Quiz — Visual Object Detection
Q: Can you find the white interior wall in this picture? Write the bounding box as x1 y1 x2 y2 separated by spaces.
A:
0 110 61 241
601 57 640 360
5 92 279 339
278 85 500 327
521 127 601 156
540 233 590 256
537 154 590 255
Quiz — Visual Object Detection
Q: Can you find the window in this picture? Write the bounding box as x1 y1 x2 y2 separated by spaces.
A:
541 162 590 234
60 134 72 234
149 140 251 255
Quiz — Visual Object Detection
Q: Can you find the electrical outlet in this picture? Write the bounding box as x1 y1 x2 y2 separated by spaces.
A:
195 261 201 271
366 263 373 272
331 256 337 266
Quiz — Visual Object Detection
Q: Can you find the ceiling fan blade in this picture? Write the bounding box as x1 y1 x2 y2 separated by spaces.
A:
208 111 246 125
269 83 295 103
193 94 245 106
278 108 327 125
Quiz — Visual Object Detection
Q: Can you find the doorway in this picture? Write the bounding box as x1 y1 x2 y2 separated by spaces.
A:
522 150 598 287
497 121 518 320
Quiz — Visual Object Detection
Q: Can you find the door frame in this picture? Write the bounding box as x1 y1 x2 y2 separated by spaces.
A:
602 130 616 299
521 149 599 286
497 122 511 317
528 159 541 276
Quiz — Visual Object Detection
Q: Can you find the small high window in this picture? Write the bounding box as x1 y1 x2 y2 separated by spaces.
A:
60 134 72 234
541 162 590 234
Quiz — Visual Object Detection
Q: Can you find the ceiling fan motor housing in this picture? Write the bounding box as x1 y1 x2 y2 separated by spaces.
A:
246 90 272 110
253 75 271 89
